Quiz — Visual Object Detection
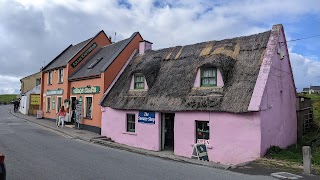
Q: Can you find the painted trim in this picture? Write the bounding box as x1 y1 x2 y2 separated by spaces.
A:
84 95 93 119
99 49 138 105
248 25 280 111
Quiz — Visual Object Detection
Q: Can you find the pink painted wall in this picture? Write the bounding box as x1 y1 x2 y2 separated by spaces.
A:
101 107 160 151
193 68 224 87
174 111 261 165
259 26 297 155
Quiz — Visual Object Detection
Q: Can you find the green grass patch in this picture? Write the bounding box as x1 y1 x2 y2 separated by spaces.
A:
0 94 18 104
299 93 320 126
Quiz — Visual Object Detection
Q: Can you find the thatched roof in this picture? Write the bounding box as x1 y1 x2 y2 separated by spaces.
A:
100 30 271 113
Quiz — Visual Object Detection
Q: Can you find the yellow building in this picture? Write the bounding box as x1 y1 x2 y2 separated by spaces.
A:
20 72 41 94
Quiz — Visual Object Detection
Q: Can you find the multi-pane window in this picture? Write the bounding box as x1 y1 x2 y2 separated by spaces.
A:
46 97 51 112
85 97 92 118
134 74 144 89
200 68 216 87
48 71 52 85
196 121 209 142
126 114 135 132
58 69 64 83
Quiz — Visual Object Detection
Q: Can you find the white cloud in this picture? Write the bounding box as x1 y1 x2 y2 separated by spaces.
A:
0 0 319 94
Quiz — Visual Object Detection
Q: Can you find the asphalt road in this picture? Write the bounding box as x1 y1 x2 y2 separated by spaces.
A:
0 105 276 180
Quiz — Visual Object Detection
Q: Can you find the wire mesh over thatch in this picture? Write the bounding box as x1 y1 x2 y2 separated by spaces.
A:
101 30 271 113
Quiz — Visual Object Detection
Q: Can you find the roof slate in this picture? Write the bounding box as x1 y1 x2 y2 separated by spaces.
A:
101 30 272 113
68 32 139 80
43 38 92 71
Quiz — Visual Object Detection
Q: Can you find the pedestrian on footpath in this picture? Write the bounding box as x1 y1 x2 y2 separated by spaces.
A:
57 106 66 127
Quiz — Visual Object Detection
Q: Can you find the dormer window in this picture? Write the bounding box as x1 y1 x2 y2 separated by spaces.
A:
134 74 145 89
201 67 217 87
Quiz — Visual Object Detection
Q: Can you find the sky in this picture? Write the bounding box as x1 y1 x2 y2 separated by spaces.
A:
0 0 320 94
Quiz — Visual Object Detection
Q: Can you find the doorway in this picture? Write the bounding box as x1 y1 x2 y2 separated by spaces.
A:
161 113 175 151
70 97 77 124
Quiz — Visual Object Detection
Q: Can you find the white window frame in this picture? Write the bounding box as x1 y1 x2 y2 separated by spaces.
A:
56 96 62 113
46 96 51 112
48 71 52 85
58 68 64 83
84 95 93 119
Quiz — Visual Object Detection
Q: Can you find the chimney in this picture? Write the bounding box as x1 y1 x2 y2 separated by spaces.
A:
139 40 153 55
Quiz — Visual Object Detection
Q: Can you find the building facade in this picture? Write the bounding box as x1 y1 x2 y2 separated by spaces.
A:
100 24 297 165
20 72 41 94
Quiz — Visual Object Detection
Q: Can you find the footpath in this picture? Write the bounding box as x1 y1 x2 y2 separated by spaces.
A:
10 110 229 170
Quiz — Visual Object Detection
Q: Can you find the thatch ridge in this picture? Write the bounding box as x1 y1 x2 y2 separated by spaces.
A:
101 31 271 113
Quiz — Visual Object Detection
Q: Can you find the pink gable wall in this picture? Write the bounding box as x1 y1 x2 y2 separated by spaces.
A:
258 25 297 155
101 107 160 151
173 111 261 165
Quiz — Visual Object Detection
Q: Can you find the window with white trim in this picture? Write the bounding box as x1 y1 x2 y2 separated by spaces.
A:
46 97 51 112
48 71 52 85
85 97 92 118
58 69 64 83
126 114 135 132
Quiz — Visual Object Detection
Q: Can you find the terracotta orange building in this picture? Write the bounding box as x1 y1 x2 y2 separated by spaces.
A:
40 30 143 133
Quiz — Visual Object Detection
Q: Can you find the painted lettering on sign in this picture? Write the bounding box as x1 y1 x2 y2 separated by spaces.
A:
30 94 40 105
71 42 97 68
72 86 100 94
138 111 155 124
46 89 63 96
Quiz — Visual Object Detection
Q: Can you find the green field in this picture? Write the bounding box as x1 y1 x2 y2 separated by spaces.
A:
0 94 19 104
299 93 320 126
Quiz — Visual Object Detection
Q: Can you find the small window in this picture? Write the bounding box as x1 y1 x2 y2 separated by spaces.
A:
58 69 64 83
85 97 93 118
126 114 135 132
46 97 51 112
134 74 144 89
36 78 41 86
201 68 216 87
196 121 209 142
48 71 52 85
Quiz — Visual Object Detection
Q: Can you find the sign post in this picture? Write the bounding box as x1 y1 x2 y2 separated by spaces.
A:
191 144 209 161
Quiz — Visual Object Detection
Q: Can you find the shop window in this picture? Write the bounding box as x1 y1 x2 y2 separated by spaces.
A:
134 74 144 89
58 69 64 83
48 71 52 85
126 114 135 132
46 97 51 112
196 121 209 143
201 68 216 87
57 97 62 112
85 97 92 118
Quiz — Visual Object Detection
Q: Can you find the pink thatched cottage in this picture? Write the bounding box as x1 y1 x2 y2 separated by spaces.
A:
99 24 297 165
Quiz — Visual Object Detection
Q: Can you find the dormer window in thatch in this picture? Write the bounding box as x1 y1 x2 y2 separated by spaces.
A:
200 67 217 87
134 73 145 89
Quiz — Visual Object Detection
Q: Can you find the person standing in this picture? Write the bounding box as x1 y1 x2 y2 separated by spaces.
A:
57 106 66 127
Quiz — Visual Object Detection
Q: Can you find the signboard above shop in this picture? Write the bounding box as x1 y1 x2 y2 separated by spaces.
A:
138 111 155 124
71 42 97 68
72 86 100 94
46 89 63 96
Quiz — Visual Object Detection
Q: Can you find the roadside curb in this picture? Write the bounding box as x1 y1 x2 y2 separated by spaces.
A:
91 139 230 170
9 110 230 170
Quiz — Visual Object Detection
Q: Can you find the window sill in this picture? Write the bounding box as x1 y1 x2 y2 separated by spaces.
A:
58 82 63 84
122 131 137 135
190 144 212 149
83 117 92 120
47 84 52 86
46 111 50 113
129 89 148 92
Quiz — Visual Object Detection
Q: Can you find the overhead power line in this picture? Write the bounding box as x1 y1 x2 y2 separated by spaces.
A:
286 34 320 42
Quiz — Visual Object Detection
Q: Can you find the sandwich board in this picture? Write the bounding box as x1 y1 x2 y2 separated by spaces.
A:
191 143 209 161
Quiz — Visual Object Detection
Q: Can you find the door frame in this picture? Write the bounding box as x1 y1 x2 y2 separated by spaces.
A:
160 113 175 151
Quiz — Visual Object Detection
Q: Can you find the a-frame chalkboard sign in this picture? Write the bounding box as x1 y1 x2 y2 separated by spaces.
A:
191 144 209 161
